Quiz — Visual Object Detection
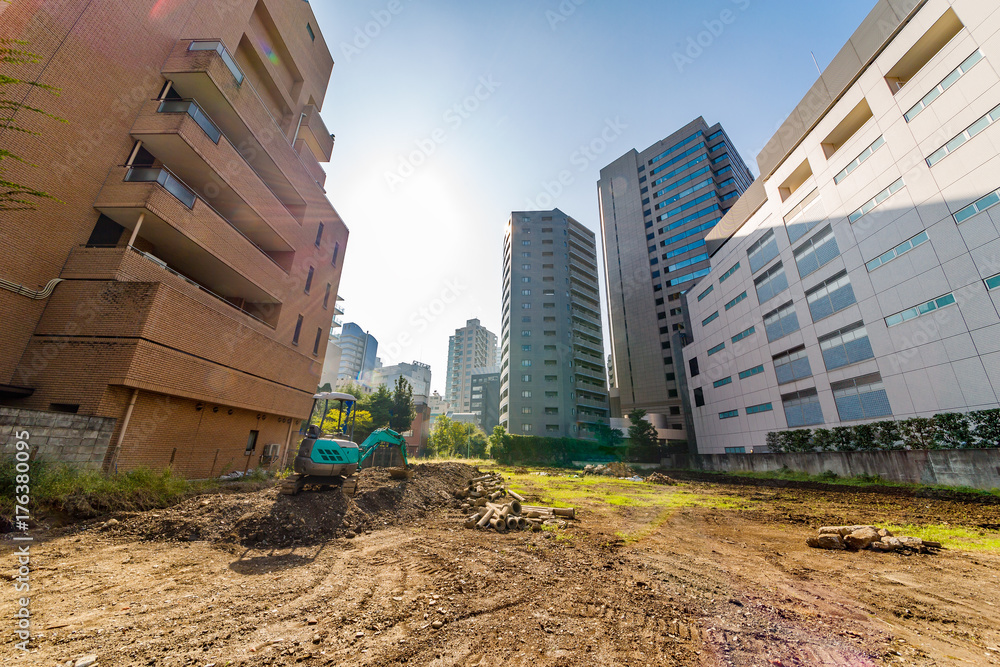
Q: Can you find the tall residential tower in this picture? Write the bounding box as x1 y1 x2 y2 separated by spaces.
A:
445 319 498 413
500 210 609 438
599 118 753 436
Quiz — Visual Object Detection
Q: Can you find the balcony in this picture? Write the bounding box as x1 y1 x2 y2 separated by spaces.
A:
161 39 319 215
576 396 608 410
574 366 606 383
573 336 603 357
296 104 334 162
132 103 298 254
569 258 598 282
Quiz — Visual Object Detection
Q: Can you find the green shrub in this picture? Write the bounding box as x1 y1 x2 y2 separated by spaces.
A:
935 412 973 448
901 417 937 449
811 428 836 452
765 432 783 453
972 409 1000 447
831 426 856 451
853 423 878 451
786 429 813 452
873 420 902 450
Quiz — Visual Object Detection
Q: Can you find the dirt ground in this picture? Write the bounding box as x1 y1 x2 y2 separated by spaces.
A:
3 463 1000 666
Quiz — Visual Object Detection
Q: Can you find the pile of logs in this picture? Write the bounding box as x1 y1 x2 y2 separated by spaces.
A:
807 525 942 553
455 472 576 533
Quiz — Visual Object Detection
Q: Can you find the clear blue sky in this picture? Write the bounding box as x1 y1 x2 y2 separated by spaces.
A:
311 0 878 395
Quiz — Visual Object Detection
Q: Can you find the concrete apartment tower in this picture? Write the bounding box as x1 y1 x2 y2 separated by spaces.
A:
500 210 610 438
335 323 378 388
598 118 754 437
445 319 498 413
471 367 501 431
0 1 347 476
684 0 1000 453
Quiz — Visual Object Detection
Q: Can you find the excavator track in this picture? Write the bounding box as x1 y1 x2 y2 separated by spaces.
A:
341 477 358 498
280 474 305 496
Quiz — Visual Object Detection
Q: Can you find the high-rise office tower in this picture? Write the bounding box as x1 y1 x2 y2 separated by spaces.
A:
445 319 498 413
599 118 753 435
500 210 609 438
471 367 501 431
336 323 379 387
0 0 346 476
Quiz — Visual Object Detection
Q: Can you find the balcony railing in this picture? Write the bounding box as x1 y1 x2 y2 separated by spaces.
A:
125 166 196 208
122 164 286 272
188 40 244 85
127 246 271 327
157 98 222 143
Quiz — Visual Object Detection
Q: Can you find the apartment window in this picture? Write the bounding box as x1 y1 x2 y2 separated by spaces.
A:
866 230 929 271
521 289 531 296
794 225 839 278
332 242 339 267
292 315 303 345
522 424 532 433
906 50 983 122
834 136 885 184
719 410 739 420
545 375 557 382
521 360 532 367
522 240 531 246
522 264 531 270
954 187 1000 224
746 403 773 415
694 387 705 407
545 407 559 415
312 328 322 356
805 271 855 322
304 266 314 293
544 360 557 366
323 283 331 309
731 326 755 344
849 178 905 223
689 357 700 378
928 103 1000 166
773 346 812 385
521 391 532 398
245 430 259 455
522 303 531 309
747 230 779 274
702 311 719 327
782 388 824 427
819 321 874 370
522 252 531 257
521 374 532 382
713 376 732 388
724 291 747 311
739 365 764 380
521 330 531 337
763 301 799 342
707 342 725 356
754 263 788 305
725 447 746 454
832 373 891 421
885 292 956 327
783 191 823 249
521 345 531 352
522 277 530 283
985 273 1000 291
306 22 315 41
719 261 740 283
698 284 714 301
522 407 532 414
544 330 556 336
545 391 558 397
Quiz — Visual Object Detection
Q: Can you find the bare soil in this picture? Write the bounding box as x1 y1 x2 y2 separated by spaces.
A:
3 464 1000 666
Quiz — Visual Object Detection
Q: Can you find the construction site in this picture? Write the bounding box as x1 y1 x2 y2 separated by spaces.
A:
3 461 1000 667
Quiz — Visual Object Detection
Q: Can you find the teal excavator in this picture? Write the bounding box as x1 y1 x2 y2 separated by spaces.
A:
281 392 413 497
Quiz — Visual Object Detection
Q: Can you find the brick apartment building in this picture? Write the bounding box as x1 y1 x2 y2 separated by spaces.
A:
0 0 347 476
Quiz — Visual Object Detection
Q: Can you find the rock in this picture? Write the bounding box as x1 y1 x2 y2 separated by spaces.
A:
355 631 365 638
345 531 356 539
306 617 317 625
869 540 896 552
845 527 880 550
878 528 893 538
882 536 902 548
431 621 444 630
897 536 925 551
818 526 845 536
923 540 942 549
75 657 98 667
807 534 846 550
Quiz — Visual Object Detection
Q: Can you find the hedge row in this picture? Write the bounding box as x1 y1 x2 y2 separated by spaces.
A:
765 409 1000 453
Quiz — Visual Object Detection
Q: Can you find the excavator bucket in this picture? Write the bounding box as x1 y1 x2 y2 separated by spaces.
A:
389 467 414 480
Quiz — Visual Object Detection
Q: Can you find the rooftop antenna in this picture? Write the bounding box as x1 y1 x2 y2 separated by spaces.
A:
810 51 822 76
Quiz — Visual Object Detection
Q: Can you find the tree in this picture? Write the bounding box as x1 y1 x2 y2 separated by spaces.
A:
365 384 393 429
428 416 486 458
593 420 624 459
487 425 512 460
627 409 659 461
1 39 67 211
389 376 415 434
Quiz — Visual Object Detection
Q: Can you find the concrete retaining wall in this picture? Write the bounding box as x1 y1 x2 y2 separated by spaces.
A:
694 449 1000 491
0 407 116 469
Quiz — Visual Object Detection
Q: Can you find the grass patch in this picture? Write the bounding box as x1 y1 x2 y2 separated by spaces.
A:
884 523 1000 552
0 458 275 524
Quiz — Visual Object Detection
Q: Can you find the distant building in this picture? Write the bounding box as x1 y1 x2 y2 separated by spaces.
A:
372 361 432 398
500 209 610 438
445 318 498 413
471 367 501 431
428 390 447 419
336 323 378 386
598 118 754 443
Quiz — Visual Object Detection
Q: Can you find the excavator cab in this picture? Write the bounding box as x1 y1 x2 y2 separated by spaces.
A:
281 392 412 496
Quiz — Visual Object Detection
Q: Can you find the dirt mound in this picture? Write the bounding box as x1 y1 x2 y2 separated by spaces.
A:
114 462 477 548
645 472 677 485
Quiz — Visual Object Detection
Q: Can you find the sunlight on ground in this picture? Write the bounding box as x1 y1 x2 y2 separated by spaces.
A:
885 523 1000 552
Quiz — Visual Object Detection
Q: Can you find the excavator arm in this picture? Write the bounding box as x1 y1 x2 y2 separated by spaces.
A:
357 427 410 469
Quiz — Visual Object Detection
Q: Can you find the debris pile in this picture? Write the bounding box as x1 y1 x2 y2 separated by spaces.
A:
454 472 575 533
806 525 942 553
583 462 637 478
645 472 677 486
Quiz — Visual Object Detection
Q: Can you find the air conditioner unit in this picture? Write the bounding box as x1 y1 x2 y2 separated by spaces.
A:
261 443 281 463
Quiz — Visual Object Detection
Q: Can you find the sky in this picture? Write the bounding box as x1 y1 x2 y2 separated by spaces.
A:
310 0 879 396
